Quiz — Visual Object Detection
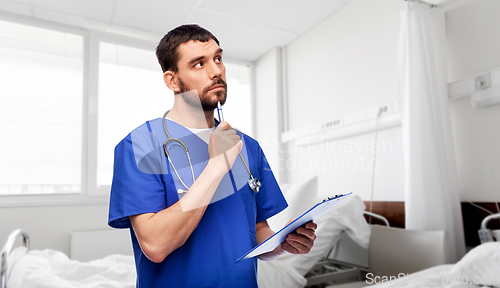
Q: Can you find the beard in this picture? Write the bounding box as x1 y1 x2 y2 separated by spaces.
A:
178 77 227 111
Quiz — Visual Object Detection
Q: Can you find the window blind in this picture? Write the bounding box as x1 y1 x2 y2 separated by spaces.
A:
0 20 83 195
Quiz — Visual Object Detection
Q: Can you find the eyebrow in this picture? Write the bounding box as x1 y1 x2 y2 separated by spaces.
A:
188 48 224 66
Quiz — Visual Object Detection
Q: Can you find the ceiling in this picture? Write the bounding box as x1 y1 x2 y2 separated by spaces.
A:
0 0 353 61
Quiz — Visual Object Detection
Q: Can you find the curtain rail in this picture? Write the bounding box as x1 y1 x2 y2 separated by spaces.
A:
405 0 438 9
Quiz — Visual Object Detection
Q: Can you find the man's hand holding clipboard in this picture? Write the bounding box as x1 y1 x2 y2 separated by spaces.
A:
237 193 353 262
280 219 317 255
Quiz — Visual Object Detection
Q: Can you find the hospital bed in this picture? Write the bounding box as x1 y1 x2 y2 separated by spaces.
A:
1 194 371 288
327 241 500 288
303 211 390 287
0 229 136 288
321 214 500 288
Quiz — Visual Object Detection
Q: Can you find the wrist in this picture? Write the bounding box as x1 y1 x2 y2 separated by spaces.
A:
273 244 286 256
207 156 229 176
258 245 286 261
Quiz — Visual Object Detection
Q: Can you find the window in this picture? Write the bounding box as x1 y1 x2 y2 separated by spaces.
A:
0 19 84 196
97 42 171 188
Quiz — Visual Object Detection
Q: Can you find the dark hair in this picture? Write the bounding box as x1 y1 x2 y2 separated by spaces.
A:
156 24 220 73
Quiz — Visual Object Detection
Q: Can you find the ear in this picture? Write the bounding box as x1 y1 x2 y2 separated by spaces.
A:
163 71 180 93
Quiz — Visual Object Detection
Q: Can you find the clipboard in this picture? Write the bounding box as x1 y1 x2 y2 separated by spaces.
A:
236 192 352 262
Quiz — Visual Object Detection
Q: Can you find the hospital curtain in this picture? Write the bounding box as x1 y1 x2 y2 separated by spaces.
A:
398 2 466 263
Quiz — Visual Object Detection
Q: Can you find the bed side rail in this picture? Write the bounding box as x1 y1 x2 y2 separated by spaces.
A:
478 213 500 243
1 229 30 288
364 211 390 227
481 213 500 229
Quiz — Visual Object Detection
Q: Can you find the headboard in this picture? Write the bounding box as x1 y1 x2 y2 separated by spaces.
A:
362 201 500 247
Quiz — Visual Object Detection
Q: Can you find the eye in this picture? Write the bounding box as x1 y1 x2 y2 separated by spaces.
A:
215 56 222 63
194 62 203 68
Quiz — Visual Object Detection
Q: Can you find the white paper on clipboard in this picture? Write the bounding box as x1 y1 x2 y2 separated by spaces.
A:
236 192 352 262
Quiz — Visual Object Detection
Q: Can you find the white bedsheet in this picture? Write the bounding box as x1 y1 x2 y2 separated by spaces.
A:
7 249 136 288
356 242 500 288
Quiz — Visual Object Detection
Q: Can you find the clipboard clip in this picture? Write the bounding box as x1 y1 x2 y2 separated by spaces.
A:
322 194 344 202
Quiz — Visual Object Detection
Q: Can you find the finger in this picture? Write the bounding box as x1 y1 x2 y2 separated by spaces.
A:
295 226 316 240
287 233 314 248
228 135 241 142
281 238 306 254
217 121 232 130
304 221 317 231
281 241 300 254
222 129 237 136
283 236 311 254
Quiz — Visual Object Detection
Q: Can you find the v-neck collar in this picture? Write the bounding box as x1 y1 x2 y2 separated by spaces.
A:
164 116 217 145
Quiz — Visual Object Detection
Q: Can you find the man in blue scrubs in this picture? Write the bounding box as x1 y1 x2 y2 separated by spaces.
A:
108 24 317 288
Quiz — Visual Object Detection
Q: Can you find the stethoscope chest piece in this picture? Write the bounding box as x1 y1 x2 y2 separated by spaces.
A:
248 176 261 193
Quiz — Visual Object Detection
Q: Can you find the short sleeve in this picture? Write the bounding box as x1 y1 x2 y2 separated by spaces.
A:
253 142 288 223
108 124 166 229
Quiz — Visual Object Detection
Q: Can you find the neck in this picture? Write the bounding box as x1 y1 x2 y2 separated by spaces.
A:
167 95 215 129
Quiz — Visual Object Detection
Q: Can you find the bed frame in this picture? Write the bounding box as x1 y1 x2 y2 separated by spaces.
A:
1 229 29 288
364 201 500 246
304 211 389 287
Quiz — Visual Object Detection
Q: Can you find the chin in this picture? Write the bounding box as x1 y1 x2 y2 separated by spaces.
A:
216 92 227 105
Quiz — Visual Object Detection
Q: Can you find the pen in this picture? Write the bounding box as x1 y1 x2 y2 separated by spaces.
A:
217 101 224 123
215 100 262 193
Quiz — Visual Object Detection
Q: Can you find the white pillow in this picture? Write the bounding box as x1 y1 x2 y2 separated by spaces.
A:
267 176 318 232
450 242 500 287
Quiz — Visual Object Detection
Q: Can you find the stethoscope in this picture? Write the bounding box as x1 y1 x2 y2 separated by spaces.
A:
162 109 261 193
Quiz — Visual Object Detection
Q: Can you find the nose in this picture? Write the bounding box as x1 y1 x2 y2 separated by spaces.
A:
207 60 223 80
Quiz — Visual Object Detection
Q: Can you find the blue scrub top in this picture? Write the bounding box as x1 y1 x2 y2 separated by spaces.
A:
108 118 288 288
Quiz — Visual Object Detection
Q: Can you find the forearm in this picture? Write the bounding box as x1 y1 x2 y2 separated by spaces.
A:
130 159 226 263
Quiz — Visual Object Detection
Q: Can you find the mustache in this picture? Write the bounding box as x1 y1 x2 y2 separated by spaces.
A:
203 77 227 94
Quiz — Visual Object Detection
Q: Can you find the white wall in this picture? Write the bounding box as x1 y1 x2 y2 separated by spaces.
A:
446 0 500 82
254 47 284 182
283 0 404 201
447 0 500 202
270 0 500 203
286 0 401 130
0 204 111 256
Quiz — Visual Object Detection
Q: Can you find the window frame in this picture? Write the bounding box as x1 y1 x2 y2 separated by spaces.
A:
87 33 160 197
0 12 256 207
